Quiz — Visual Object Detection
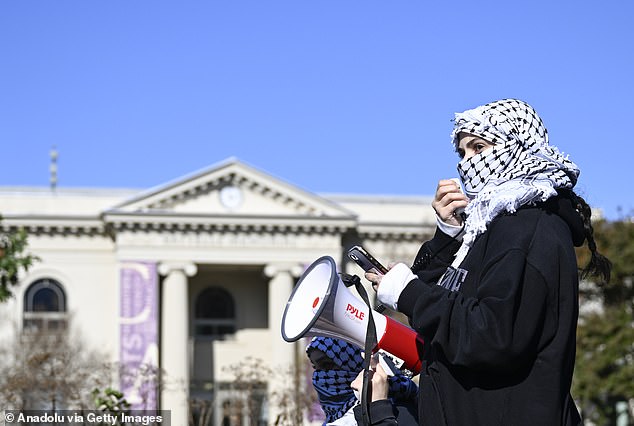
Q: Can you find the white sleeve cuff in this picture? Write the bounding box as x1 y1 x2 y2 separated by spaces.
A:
436 215 464 239
377 263 417 310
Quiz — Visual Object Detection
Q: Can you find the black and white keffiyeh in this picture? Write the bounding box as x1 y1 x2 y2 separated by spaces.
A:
449 99 580 267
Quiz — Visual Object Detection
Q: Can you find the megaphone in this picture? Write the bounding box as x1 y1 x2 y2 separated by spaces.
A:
281 256 424 373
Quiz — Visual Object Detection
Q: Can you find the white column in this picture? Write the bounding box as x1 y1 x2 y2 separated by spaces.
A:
158 262 197 426
264 262 303 426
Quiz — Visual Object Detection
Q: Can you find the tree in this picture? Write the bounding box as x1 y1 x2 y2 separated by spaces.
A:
575 306 634 424
189 397 215 426
0 322 113 411
0 215 38 302
221 357 271 425
574 216 634 424
218 356 317 426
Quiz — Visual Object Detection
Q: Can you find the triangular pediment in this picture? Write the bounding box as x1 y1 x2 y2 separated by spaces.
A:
106 158 355 219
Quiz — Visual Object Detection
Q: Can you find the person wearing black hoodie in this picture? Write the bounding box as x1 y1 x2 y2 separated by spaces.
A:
364 99 611 426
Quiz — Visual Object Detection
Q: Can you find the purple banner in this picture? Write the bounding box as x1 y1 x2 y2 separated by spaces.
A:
119 261 159 411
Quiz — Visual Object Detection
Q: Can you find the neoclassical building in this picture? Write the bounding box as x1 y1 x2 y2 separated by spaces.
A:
0 158 436 425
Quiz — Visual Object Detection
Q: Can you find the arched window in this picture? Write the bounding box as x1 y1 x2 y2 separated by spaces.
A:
23 278 67 332
194 287 236 339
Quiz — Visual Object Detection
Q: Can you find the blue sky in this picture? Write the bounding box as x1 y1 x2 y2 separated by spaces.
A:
1 1 632 220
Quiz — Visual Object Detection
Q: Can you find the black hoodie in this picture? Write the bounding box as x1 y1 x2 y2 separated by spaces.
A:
395 192 584 426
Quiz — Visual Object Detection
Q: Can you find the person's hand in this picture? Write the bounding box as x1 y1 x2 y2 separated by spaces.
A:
365 271 382 292
351 354 389 402
364 262 397 292
432 179 469 226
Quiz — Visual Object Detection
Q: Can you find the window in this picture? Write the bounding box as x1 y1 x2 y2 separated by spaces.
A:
194 287 236 339
23 278 67 332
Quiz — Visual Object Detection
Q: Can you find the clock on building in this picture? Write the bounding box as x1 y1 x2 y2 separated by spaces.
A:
219 185 243 210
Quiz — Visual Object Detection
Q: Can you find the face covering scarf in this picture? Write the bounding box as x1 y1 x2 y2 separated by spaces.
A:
307 337 364 424
448 98 580 268
307 337 419 425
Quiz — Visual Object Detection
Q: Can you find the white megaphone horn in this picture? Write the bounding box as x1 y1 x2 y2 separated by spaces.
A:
281 256 424 373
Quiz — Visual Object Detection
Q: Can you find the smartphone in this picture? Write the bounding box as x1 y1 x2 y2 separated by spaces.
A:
347 246 389 275
377 351 402 376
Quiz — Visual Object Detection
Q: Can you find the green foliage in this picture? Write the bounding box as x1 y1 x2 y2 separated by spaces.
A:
574 217 634 424
92 387 130 415
92 387 131 425
93 387 131 413
574 306 634 423
577 218 634 303
0 216 39 302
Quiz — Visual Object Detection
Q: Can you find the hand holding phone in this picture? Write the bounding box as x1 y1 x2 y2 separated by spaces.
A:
347 246 388 312
450 177 467 219
347 246 389 275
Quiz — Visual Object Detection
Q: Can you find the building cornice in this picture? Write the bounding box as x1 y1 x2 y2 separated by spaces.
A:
1 212 435 240
0 215 106 235
102 211 357 234
356 222 435 241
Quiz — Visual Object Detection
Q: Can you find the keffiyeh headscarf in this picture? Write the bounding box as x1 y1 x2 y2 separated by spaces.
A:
307 337 418 424
307 337 364 423
450 99 580 266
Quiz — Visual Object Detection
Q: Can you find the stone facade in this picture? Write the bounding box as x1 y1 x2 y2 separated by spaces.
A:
0 158 436 425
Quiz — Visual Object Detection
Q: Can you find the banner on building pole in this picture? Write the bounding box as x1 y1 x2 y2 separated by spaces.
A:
119 261 159 411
